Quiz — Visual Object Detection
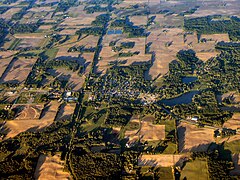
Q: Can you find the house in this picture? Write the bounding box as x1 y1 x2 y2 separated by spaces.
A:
191 116 198 121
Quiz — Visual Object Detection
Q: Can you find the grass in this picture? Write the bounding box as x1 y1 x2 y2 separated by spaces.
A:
163 142 177 154
181 159 208 180
8 38 21 50
16 93 29 104
44 48 59 60
155 167 173 179
82 111 106 132
224 140 240 153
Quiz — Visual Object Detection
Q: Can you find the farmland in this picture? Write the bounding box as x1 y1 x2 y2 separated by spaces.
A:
0 0 239 179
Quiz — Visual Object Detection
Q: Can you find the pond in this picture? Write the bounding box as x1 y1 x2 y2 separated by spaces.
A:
160 90 200 106
107 29 123 35
182 76 198 84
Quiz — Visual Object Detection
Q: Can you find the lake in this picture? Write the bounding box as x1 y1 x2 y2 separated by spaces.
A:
107 29 123 35
182 76 198 84
160 90 200 106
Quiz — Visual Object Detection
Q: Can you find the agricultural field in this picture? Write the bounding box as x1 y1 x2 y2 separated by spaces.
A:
181 159 209 180
34 154 72 180
177 122 215 152
138 154 189 167
0 0 239 179
0 57 37 84
124 115 165 144
13 104 44 120
56 103 76 121
40 101 60 121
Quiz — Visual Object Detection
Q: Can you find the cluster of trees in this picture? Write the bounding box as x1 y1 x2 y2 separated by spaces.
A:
191 148 234 179
84 5 108 14
91 14 111 27
0 7 9 14
45 59 80 72
76 27 103 36
120 42 135 49
216 41 240 50
10 23 40 34
200 48 240 93
70 147 122 179
179 6 199 16
111 19 126 28
184 16 240 41
0 119 72 179
173 90 232 125
0 19 8 43
87 0 116 5
0 108 15 120
156 49 201 98
106 106 135 126
111 17 145 37
55 0 77 12
68 45 96 53
2 0 17 4
119 51 140 57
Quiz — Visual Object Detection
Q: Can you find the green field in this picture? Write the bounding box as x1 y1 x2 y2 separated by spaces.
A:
224 140 240 153
44 48 59 59
8 38 21 50
181 159 209 180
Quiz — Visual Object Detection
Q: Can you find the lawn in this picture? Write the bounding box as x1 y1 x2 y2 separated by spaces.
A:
181 159 209 180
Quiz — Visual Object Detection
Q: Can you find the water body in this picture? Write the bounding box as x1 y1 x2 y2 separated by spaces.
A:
160 90 200 106
182 76 198 84
107 29 123 35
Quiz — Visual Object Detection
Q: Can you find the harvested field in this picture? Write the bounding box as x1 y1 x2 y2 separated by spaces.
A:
231 153 240 176
147 27 227 79
60 12 103 27
147 28 187 79
196 52 219 62
59 29 77 35
223 113 240 130
177 122 215 152
0 7 22 19
0 57 12 77
200 34 230 42
140 115 165 142
218 91 240 104
219 135 240 144
14 33 45 39
124 115 165 143
129 15 147 26
124 115 141 143
34 154 72 180
0 57 37 84
40 101 60 121
138 154 189 167
58 35 99 49
1 118 53 139
186 0 240 18
16 38 45 49
29 6 53 12
38 25 53 30
0 51 17 58
97 36 151 74
56 103 76 121
13 104 44 120
46 53 93 91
